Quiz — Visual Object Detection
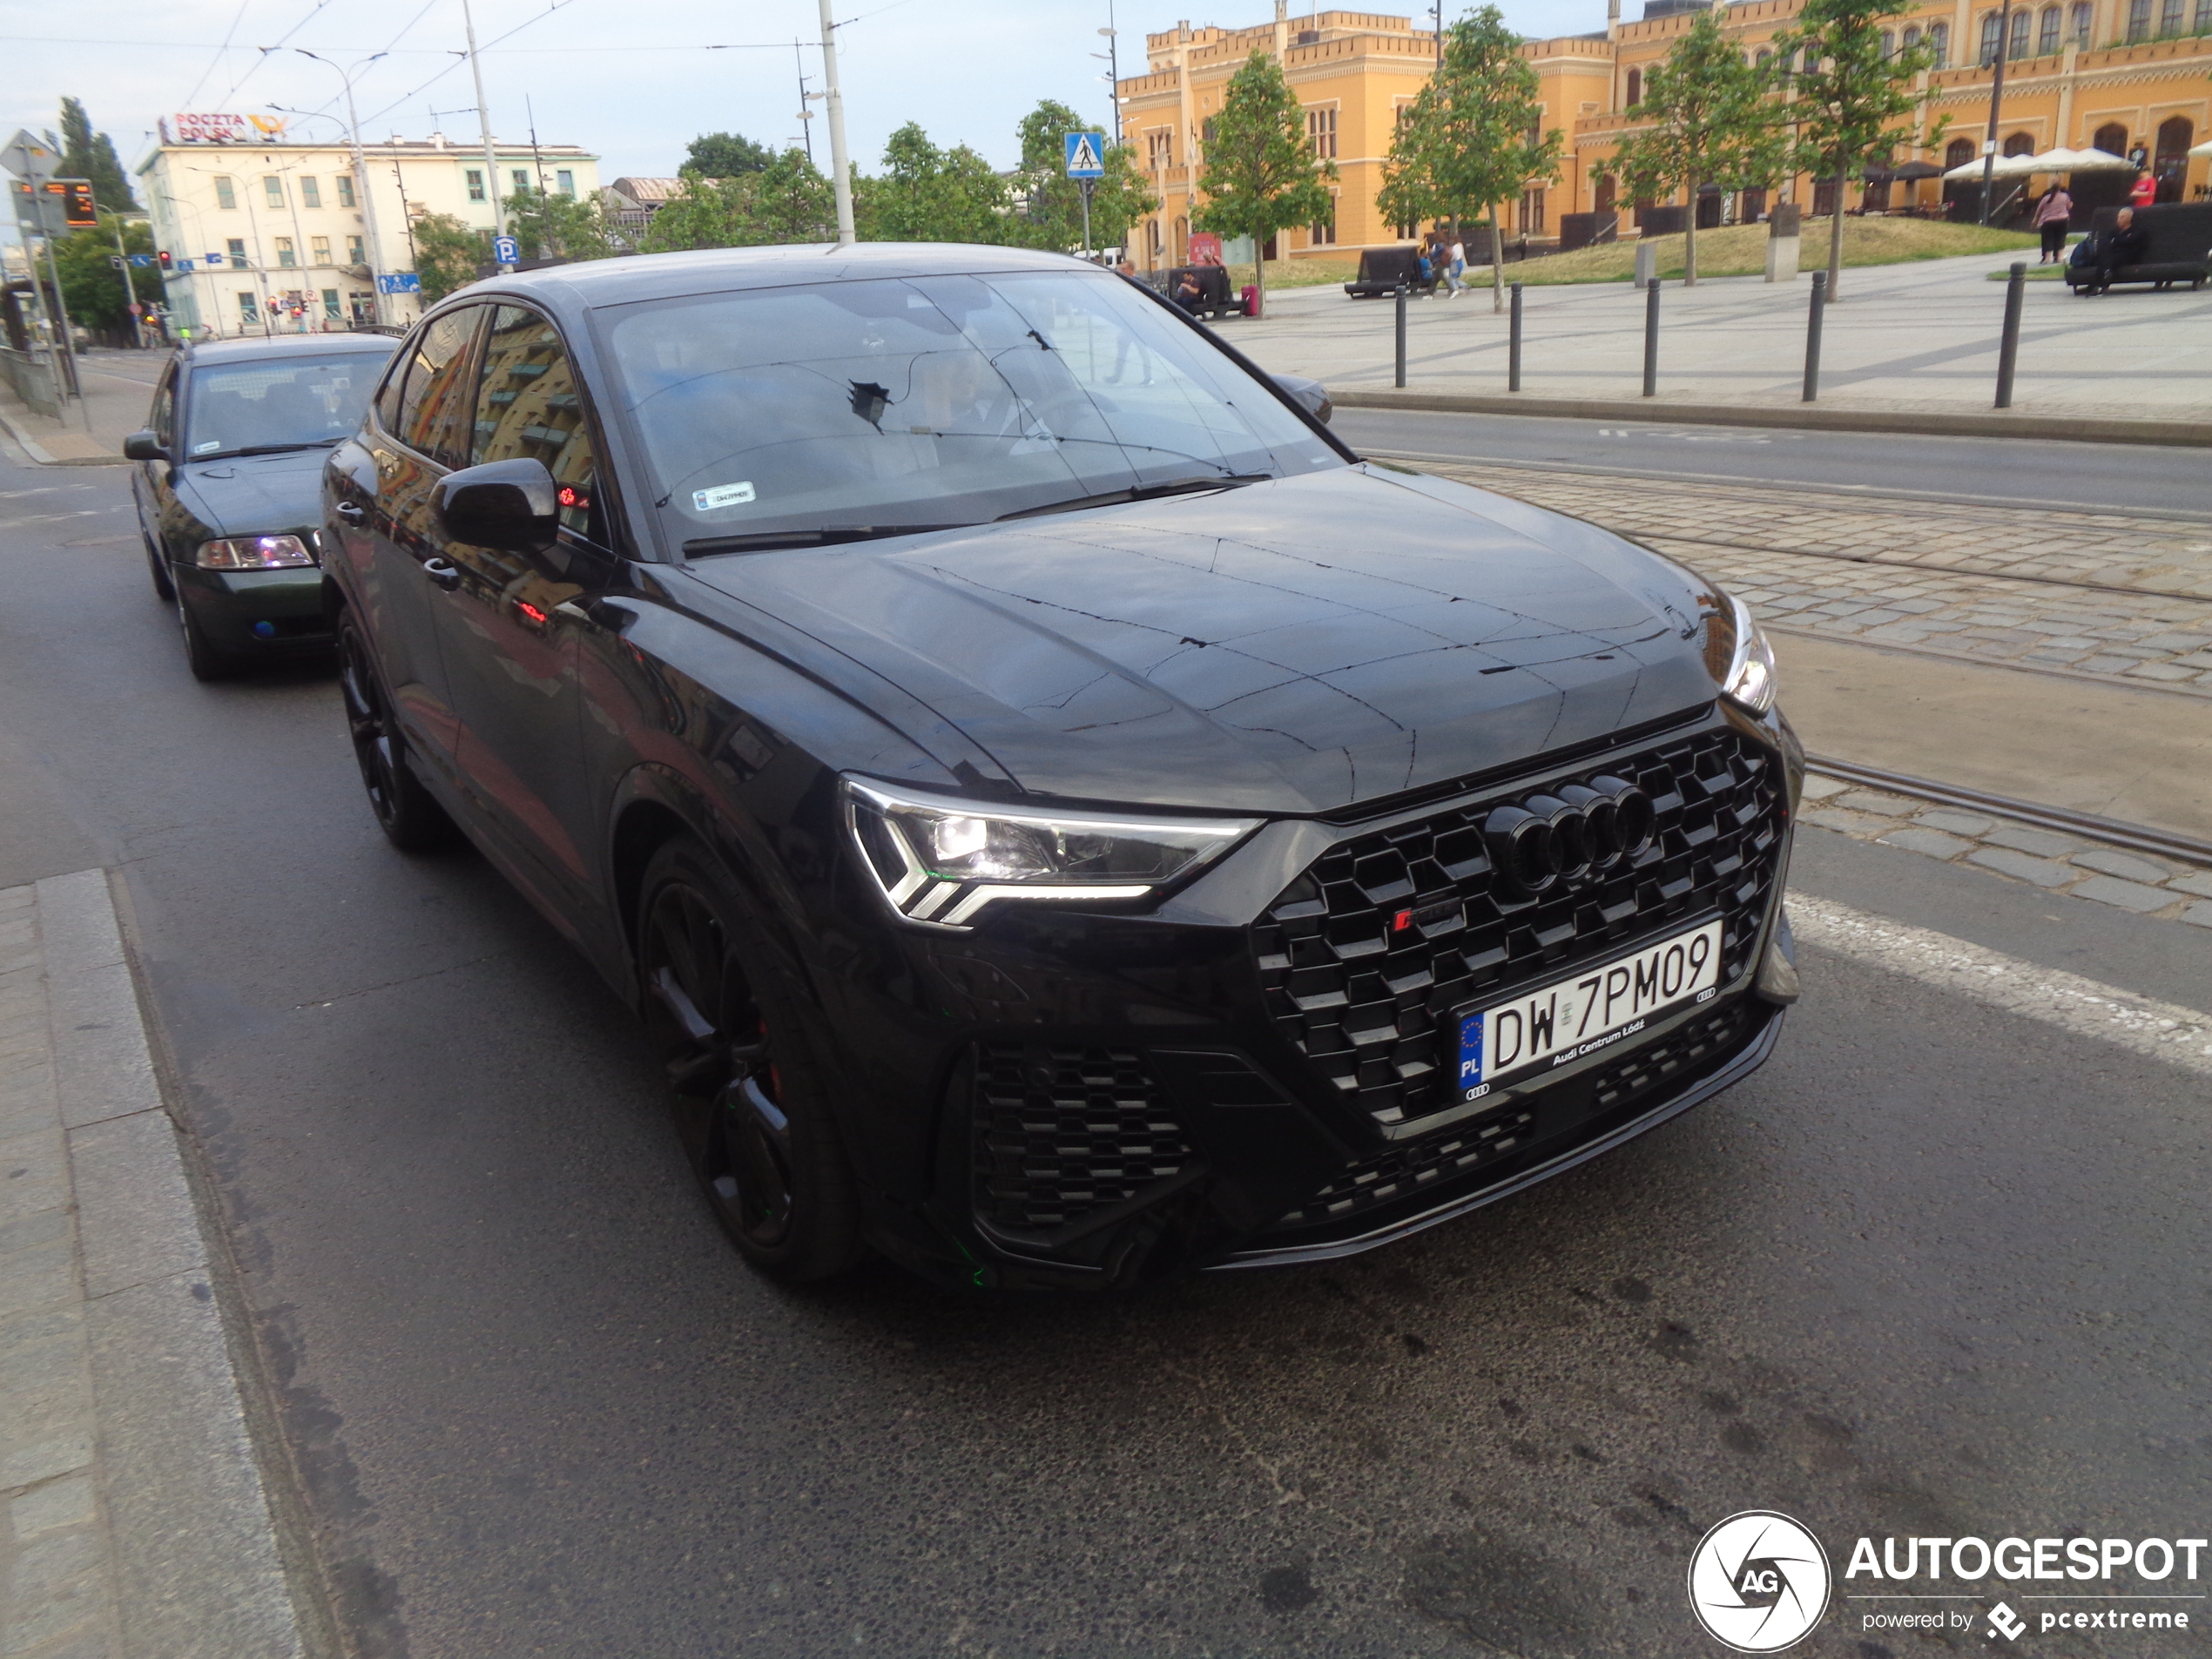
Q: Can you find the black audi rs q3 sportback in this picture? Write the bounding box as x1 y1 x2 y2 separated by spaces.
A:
325 243 1802 1291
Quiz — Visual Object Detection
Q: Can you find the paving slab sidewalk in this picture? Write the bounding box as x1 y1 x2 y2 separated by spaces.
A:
0 355 158 466
0 871 316 1659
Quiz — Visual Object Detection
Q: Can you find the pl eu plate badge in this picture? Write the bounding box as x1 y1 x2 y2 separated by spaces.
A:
1458 1016 1489 1103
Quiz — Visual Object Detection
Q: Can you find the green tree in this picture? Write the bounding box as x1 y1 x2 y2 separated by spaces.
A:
684 132 774 178
505 184 615 262
1378 7 1561 310
1771 0 1944 297
640 149 835 251
856 123 1011 244
1593 11 1782 285
1009 100 1157 253
410 212 487 301
57 98 138 212
51 212 153 338
1191 51 1337 316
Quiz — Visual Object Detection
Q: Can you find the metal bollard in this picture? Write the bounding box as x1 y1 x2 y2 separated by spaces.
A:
1395 281 1408 389
1994 260 2026 409
1642 278 1659 399
1508 281 1523 392
1802 270 1827 402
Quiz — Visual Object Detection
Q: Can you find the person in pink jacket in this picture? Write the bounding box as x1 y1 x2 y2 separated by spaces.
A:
2031 184 2074 262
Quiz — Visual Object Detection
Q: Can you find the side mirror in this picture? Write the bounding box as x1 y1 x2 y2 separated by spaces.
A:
435 457 559 553
1271 374 1333 425
123 429 166 462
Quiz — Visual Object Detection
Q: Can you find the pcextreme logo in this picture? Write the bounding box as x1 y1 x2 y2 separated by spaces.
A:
1687 1511 1833 1652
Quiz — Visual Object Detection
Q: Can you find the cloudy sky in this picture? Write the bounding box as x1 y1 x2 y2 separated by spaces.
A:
3 0 1592 230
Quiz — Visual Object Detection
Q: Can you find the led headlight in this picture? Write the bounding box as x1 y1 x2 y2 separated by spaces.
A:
1701 589 1778 715
843 778 1260 931
196 535 316 570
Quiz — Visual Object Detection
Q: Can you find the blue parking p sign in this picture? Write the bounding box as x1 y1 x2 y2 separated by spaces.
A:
492 234 520 266
1063 132 1106 179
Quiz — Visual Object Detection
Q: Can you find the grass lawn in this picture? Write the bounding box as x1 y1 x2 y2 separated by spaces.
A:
1220 219 2038 293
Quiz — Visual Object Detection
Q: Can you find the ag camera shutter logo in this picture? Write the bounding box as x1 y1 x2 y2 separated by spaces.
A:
1687 1510 1832 1651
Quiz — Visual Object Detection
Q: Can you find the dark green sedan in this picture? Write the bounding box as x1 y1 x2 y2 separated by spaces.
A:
125 333 397 678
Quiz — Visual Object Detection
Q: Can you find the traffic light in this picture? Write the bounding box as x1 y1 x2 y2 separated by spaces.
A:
158 250 172 271
109 253 125 271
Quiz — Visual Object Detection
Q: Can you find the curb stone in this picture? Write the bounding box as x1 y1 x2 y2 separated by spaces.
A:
0 872 317 1659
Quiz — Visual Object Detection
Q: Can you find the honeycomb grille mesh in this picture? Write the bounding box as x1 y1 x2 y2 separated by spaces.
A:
1267 1000 1758 1235
1251 725 1784 1125
973 1045 1192 1233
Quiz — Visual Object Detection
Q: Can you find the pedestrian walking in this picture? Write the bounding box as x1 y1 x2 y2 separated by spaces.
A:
1446 233 1467 297
2030 183 2074 263
2128 170 2156 209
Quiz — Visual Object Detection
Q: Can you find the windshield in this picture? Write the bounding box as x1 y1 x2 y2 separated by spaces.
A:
184 354 386 459
597 268 1343 550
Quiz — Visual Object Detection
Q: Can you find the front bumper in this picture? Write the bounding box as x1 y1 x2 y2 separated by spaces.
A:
175 564 334 651
821 704 1801 1291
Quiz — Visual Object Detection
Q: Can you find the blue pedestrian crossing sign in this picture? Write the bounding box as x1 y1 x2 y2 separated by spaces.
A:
492 234 520 266
1063 132 1106 179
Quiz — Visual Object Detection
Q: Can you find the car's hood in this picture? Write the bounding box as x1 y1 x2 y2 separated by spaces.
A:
685 464 1722 815
172 448 331 538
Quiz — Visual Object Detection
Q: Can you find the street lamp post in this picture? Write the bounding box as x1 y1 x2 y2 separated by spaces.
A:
296 51 392 324
459 0 510 267
1978 0 2014 226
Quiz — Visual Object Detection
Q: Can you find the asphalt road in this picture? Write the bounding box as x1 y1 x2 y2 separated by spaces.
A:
1332 407 2212 521
3 438 2209 1658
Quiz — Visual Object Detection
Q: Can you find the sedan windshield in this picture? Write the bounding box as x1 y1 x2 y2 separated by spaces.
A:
597 268 1344 551
184 354 384 460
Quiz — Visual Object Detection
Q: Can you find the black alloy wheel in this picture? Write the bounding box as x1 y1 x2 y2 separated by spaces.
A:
637 836 864 1281
143 533 175 602
175 585 239 682
336 612 453 849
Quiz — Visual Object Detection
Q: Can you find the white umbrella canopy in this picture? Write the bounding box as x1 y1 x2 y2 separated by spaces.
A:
2191 138 2212 158
2034 146 2138 171
1943 152 2044 179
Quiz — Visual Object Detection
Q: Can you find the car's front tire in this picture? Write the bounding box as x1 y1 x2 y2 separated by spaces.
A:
337 611 454 849
176 589 239 681
637 835 866 1282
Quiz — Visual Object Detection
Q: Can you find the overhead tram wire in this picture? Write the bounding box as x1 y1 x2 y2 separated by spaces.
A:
178 0 256 106
203 0 341 114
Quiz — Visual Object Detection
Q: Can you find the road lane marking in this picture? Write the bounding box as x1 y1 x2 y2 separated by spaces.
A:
1790 894 2212 1077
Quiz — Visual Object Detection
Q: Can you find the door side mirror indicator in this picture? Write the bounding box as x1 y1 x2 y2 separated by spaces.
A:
435 457 560 554
123 429 166 462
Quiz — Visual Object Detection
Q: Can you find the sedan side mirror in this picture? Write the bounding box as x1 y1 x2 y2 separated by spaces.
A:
1271 374 1332 425
435 457 559 553
123 429 166 462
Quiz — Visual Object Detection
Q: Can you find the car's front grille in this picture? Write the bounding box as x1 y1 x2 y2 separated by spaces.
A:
972 1044 1192 1234
1251 724 1784 1125
1262 998 1763 1236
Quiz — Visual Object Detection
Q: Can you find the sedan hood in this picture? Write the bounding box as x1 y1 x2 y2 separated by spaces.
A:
172 448 331 539
685 465 1721 815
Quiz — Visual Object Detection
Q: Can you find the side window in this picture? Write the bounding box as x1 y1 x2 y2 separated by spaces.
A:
149 368 176 447
395 306 482 468
473 305 599 541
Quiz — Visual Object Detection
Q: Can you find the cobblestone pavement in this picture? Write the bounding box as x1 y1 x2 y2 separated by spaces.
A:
1800 774 2212 927
1394 458 2212 693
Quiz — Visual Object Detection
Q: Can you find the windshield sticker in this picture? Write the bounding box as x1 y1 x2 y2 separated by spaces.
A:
193 439 221 454
692 482 756 512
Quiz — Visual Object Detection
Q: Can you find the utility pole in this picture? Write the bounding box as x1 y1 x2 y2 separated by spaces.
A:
1099 0 1122 145
291 55 392 325
794 39 815 165
1978 0 2014 226
461 0 510 266
109 212 140 345
818 0 857 246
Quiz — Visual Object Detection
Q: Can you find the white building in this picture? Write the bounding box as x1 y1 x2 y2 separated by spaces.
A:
136 120 599 338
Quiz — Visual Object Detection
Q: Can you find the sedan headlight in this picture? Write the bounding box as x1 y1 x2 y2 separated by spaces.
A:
1702 589 1778 715
196 535 316 570
844 778 1260 930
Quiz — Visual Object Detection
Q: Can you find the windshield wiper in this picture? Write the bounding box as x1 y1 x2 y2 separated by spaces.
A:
995 473 1271 522
682 523 970 556
191 440 344 461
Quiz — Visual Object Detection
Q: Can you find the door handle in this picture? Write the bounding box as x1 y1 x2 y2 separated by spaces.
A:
422 556 462 591
333 501 366 523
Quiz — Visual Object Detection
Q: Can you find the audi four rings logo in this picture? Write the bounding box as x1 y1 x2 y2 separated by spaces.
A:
1688 1511 1833 1652
1481 775 1656 896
